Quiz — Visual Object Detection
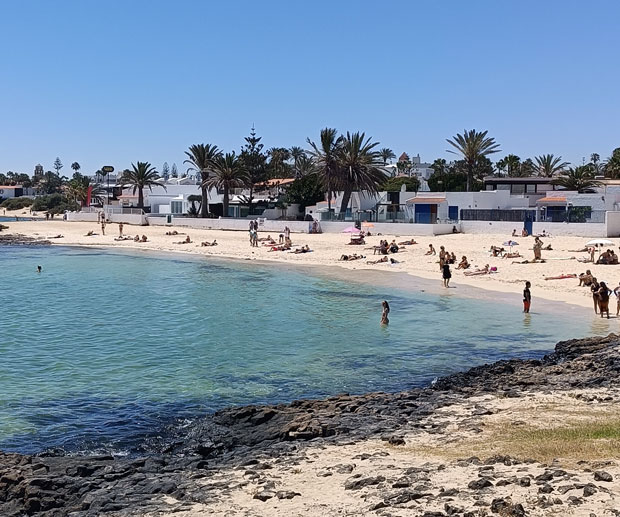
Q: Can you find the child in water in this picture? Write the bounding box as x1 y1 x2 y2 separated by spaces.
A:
381 300 390 325
523 281 531 313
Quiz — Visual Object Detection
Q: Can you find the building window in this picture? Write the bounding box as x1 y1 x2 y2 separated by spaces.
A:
511 184 525 194
526 184 536 193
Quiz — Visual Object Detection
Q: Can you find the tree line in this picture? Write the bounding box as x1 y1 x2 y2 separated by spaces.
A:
2 129 619 215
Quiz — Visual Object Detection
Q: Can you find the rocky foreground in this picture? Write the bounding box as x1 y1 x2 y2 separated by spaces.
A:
1 335 620 516
0 234 51 245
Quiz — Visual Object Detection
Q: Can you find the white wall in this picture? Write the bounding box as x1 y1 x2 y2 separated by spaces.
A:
66 212 147 225
461 220 607 237
606 211 620 237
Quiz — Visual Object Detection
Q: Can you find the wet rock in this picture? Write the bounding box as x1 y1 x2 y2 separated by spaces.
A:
468 478 493 490
490 497 526 516
594 470 613 482
253 490 275 501
583 484 598 497
344 475 385 490
539 483 554 494
276 490 301 499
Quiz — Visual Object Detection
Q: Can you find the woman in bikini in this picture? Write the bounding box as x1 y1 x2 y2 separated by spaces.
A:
380 300 390 325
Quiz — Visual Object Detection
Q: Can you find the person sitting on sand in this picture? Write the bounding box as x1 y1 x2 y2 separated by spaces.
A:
398 239 417 246
464 264 490 276
379 240 389 255
512 229 518 237
597 250 611 265
134 235 140 242
175 236 191 244
490 246 505 257
579 270 593 286
425 244 436 255
285 236 292 247
610 250 619 265
141 235 148 242
521 228 529 237
389 240 399 253
293 245 311 254
85 230 95 236
450 252 457 264
201 240 218 247
457 256 469 269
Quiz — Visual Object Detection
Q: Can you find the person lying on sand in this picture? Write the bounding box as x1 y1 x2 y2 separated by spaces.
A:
258 235 276 244
367 257 399 265
569 247 589 253
347 237 365 245
503 252 521 259
175 236 191 244
49 234 64 239
544 274 577 280
579 270 594 287
85 230 96 236
511 259 547 264
268 245 290 252
293 245 311 254
457 256 470 269
398 239 417 245
464 264 490 276
165 230 185 235
340 254 365 261
114 235 133 241
201 240 218 246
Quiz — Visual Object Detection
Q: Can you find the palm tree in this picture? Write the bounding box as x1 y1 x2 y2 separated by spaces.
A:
534 154 569 177
267 147 291 178
552 166 602 193
66 175 106 207
446 129 500 191
296 155 316 177
289 146 306 178
205 152 248 217
307 128 342 217
71 162 81 174
496 154 522 176
604 148 620 178
121 162 165 209
184 144 221 217
379 148 396 165
336 132 386 215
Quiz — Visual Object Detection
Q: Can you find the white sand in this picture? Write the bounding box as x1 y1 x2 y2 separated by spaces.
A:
3 218 617 311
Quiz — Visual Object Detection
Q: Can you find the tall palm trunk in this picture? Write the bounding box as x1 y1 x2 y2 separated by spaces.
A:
223 187 230 217
467 162 474 192
201 184 209 218
138 187 144 209
339 187 352 216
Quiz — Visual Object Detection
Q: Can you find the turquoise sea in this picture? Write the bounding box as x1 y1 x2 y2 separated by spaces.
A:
0 246 601 455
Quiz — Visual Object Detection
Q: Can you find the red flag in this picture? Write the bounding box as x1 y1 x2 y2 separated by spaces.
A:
86 185 93 207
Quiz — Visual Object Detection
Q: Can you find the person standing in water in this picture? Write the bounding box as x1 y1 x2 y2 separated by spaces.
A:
37 265 42 273
523 281 531 313
442 262 451 288
597 281 611 319
380 300 390 325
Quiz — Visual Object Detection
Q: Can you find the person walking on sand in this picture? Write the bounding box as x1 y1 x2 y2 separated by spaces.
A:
614 282 620 316
380 300 390 325
597 281 611 319
523 281 531 313
442 262 452 288
118 222 124 236
101 219 106 236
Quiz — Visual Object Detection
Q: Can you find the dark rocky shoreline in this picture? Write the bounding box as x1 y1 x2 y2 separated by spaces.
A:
1 334 619 516
0 234 51 246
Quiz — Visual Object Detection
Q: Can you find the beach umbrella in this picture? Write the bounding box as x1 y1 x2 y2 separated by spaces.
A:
585 239 614 247
342 226 359 233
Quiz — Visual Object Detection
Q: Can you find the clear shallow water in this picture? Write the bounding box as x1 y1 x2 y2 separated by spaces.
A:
0 246 597 455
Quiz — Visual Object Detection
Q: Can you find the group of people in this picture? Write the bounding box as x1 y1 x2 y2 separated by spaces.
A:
596 248 619 265
578 270 619 319
376 239 400 255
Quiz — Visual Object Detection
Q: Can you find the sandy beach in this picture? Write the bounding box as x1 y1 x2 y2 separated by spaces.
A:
2 215 618 311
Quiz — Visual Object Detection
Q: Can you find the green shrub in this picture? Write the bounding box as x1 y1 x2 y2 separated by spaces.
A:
1 197 34 209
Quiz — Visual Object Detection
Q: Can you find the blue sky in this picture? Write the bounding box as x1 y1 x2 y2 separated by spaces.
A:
1 0 618 175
